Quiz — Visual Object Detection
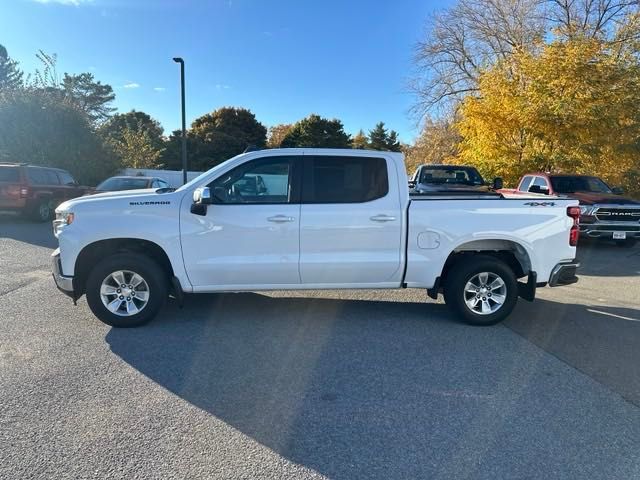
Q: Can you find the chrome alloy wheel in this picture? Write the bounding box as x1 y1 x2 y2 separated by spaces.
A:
463 272 507 315
99 270 150 317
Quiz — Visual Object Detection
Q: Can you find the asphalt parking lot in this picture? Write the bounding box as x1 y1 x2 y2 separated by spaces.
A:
1 217 639 479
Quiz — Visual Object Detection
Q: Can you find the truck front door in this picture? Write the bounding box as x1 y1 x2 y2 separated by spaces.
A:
180 155 302 288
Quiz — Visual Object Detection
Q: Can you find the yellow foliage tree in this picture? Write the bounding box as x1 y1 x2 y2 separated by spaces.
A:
456 37 640 195
404 118 461 175
109 127 163 169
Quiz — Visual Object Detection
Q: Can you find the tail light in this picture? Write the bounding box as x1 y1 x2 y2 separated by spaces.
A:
567 206 580 246
5 185 20 197
2 184 30 199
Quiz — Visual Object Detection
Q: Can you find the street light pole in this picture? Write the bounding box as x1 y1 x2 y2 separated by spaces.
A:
173 57 187 185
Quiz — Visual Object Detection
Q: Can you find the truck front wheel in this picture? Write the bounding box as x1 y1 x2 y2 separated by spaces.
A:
85 253 168 328
443 255 518 326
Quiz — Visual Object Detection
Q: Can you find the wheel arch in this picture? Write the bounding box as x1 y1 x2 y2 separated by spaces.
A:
73 238 175 296
428 239 533 299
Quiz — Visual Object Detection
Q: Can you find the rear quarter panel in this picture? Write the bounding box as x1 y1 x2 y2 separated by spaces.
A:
405 198 578 288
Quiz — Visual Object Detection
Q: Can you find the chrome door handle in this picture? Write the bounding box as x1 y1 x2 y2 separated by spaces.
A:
267 215 295 223
370 214 396 222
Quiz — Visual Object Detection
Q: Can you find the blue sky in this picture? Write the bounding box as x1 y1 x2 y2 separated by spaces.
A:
1 0 444 142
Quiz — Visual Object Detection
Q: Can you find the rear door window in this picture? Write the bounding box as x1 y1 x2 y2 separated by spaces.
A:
27 168 49 185
45 170 60 185
302 156 388 203
0 167 20 182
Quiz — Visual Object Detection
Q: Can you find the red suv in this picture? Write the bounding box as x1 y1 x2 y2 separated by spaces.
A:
0 163 87 222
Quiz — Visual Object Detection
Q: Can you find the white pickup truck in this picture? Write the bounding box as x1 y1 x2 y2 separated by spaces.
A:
52 149 580 327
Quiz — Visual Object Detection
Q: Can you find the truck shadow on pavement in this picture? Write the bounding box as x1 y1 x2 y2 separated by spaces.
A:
106 292 640 480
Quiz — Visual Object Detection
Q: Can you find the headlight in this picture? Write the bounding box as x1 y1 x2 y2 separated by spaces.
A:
53 210 74 237
579 206 595 216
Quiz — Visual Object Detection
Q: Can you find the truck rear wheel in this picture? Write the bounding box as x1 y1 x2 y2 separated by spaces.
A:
443 255 518 326
85 253 167 328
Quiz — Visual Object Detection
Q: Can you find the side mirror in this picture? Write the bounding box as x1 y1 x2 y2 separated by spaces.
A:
612 187 624 195
193 187 212 204
492 177 503 190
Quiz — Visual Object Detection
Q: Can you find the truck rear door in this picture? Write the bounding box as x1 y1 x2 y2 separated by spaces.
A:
299 154 404 286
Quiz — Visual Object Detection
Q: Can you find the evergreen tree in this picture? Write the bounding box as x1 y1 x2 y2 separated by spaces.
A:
281 114 351 148
0 44 23 91
368 122 401 152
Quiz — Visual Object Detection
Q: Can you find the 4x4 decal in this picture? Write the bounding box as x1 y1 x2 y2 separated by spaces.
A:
524 201 556 207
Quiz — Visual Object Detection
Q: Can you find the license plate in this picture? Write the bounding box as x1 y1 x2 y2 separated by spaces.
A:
613 232 626 240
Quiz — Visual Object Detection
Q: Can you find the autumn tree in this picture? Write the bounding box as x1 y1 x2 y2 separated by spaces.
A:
108 127 163 169
0 44 23 92
456 37 640 194
352 129 369 149
411 0 637 115
267 123 293 148
280 114 351 148
405 117 461 174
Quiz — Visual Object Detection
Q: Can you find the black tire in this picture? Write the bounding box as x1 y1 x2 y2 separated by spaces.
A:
31 199 53 222
615 238 637 248
85 253 168 327
443 255 518 326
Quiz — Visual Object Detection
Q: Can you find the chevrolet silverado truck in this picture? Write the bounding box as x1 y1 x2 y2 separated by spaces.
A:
51 149 580 328
501 173 639 247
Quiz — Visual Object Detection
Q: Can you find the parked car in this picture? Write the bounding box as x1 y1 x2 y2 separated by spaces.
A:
94 176 171 193
410 165 503 193
501 173 639 247
0 163 87 221
52 149 579 328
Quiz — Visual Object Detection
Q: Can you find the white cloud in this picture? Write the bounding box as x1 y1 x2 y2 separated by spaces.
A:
153 87 166 92
215 84 231 90
123 82 140 89
32 0 93 5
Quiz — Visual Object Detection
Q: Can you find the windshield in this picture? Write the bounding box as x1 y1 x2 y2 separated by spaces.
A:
418 166 484 185
550 176 612 194
96 177 150 191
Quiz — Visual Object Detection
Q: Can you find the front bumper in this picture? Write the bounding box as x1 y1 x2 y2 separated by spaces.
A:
51 250 75 298
549 261 580 287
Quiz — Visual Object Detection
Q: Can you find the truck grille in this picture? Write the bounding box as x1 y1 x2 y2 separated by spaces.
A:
595 208 640 222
